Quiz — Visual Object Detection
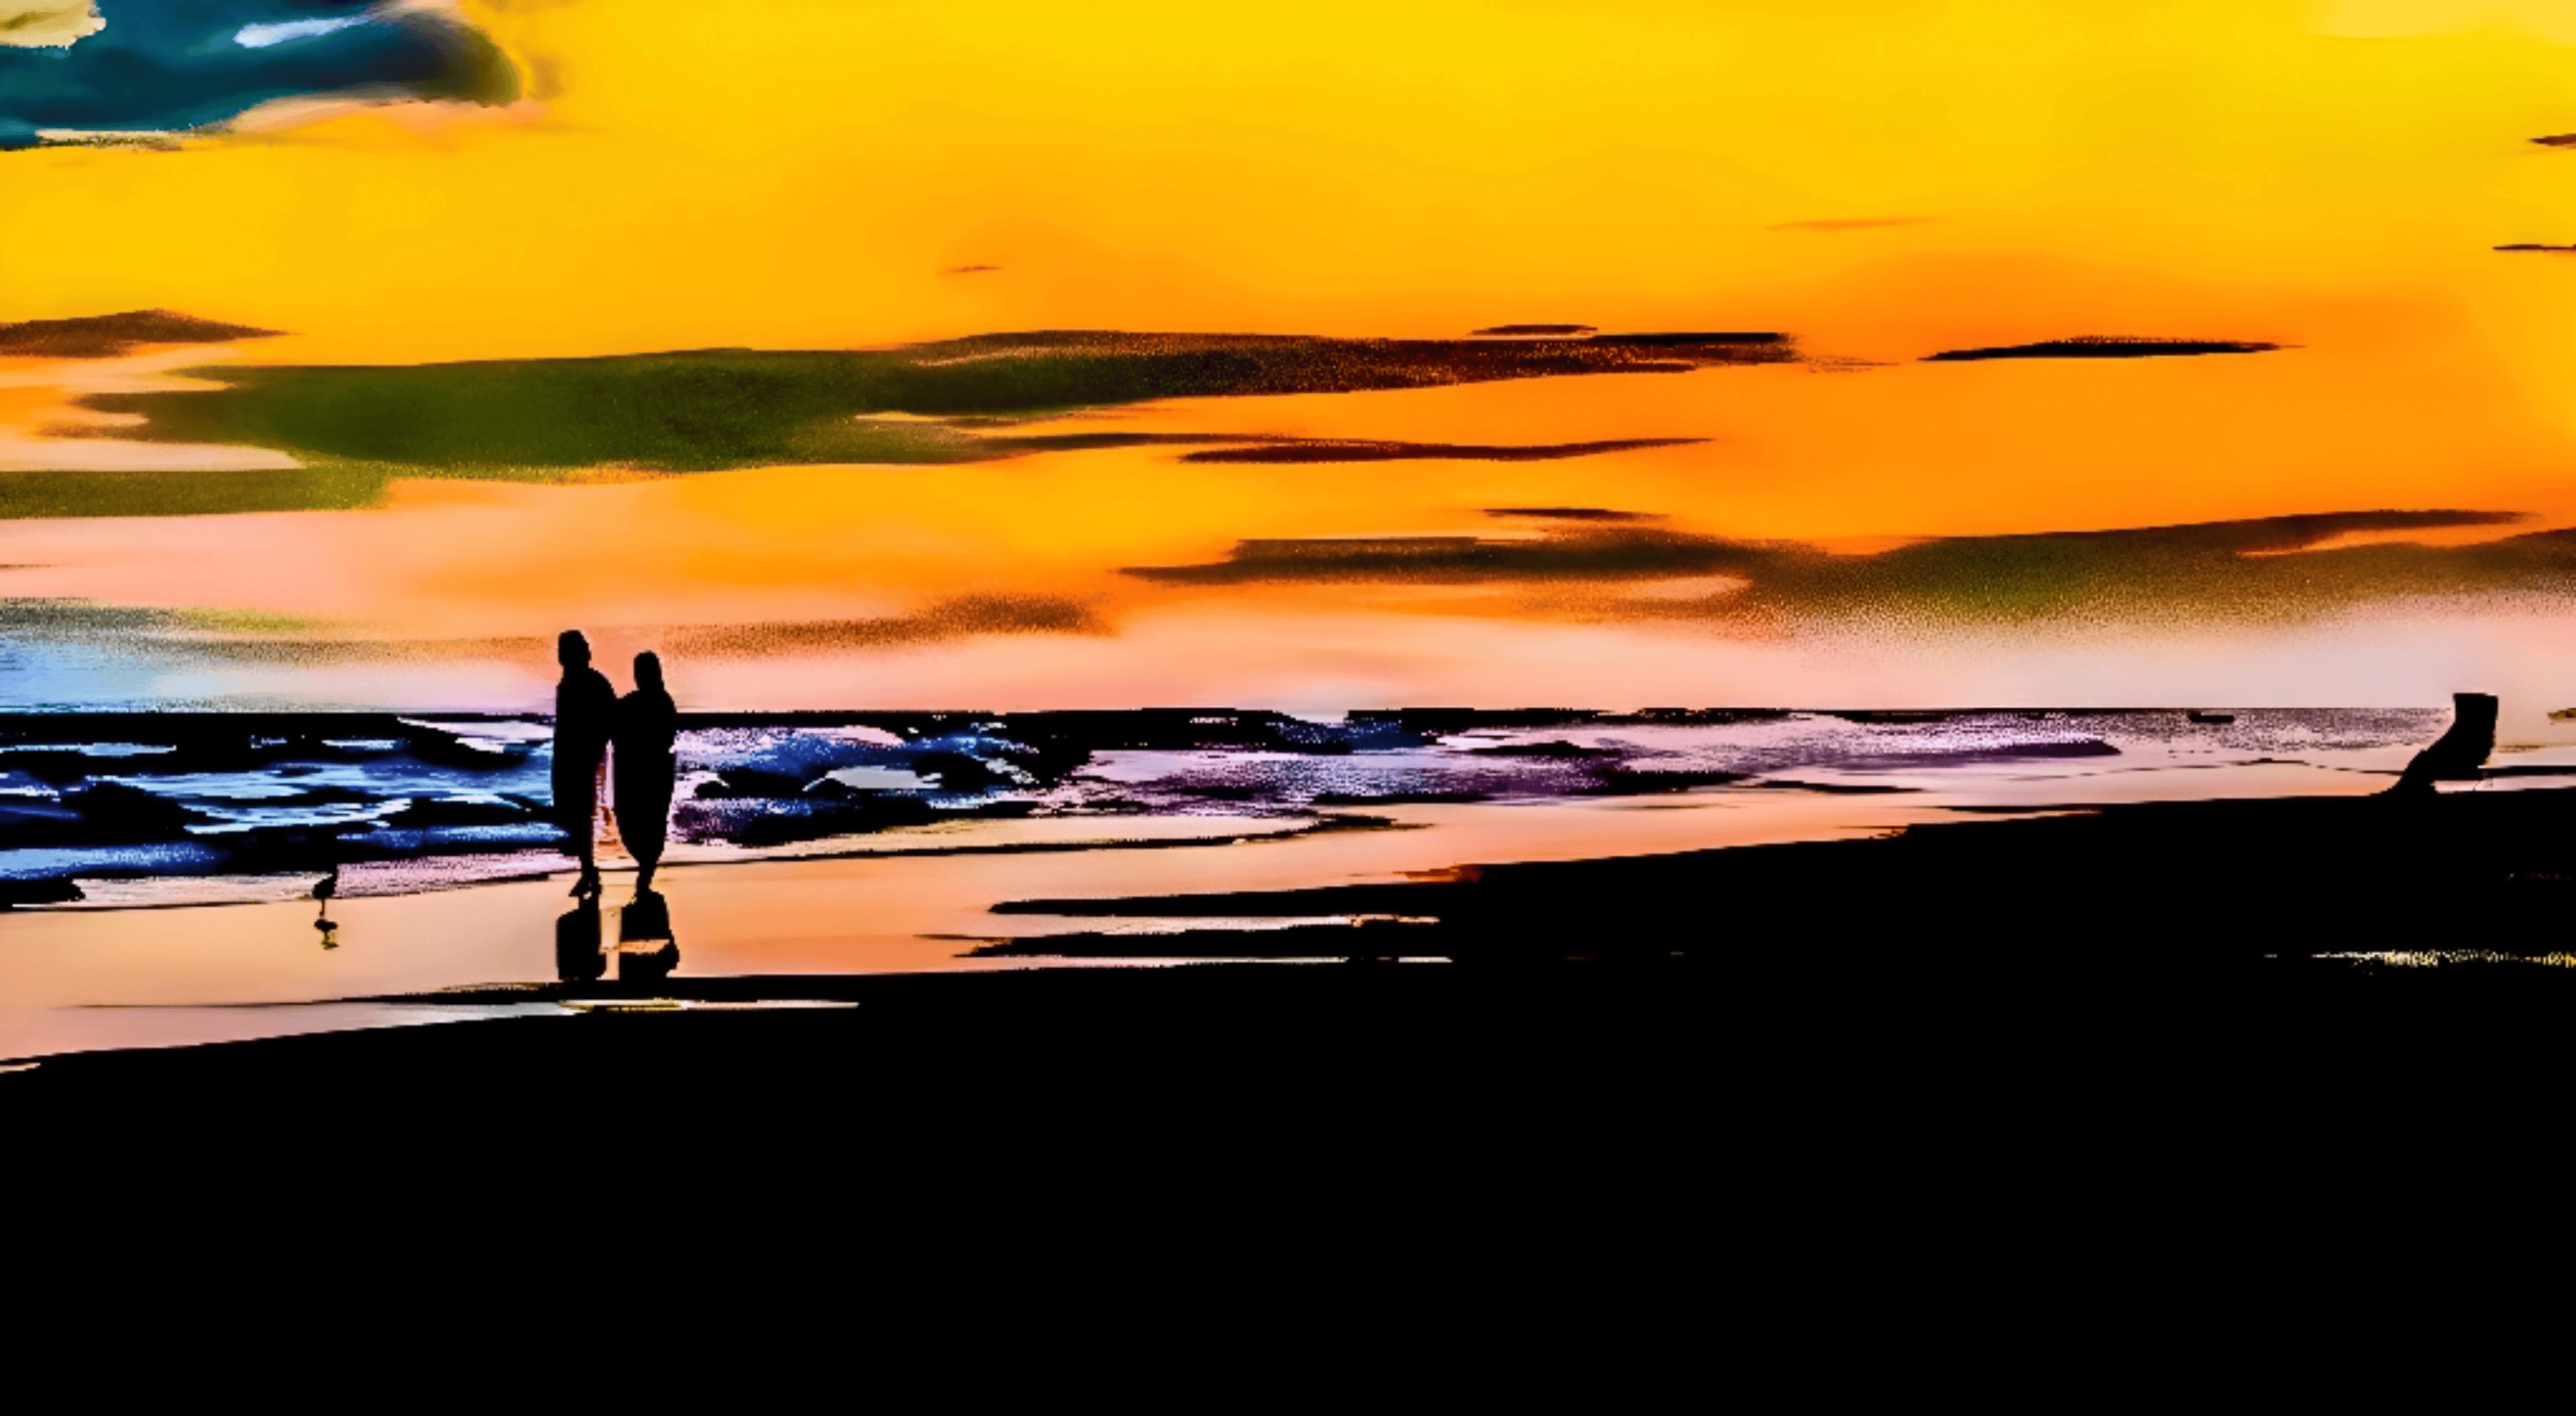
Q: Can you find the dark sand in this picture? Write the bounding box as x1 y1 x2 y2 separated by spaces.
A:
15 952 2563 1264
980 784 2576 961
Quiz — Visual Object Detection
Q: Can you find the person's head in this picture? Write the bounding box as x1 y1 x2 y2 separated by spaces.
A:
557 630 590 669
635 651 665 692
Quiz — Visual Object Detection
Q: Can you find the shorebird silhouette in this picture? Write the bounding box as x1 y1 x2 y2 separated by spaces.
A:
313 863 338 931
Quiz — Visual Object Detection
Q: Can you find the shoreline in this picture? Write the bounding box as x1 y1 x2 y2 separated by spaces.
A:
0 704 2465 912
10 808 1407 914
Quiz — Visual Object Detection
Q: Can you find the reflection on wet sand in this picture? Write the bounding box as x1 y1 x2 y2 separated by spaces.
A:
557 883 682 988
616 888 680 986
555 897 603 984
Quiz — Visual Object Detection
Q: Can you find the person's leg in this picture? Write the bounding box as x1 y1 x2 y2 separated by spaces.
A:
627 789 668 894
555 755 594 891
569 760 604 896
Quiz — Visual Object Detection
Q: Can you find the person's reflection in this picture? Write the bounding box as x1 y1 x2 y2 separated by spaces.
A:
555 897 606 984
617 887 681 986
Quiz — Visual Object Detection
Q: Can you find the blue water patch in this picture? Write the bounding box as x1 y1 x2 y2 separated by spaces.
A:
0 841 224 877
1 1 516 149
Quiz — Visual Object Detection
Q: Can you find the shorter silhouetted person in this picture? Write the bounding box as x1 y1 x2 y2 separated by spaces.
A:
2390 692 2498 796
555 897 606 984
616 887 680 986
613 650 678 893
553 630 616 897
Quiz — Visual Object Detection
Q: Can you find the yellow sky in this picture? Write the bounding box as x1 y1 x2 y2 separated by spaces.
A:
3 2 2570 364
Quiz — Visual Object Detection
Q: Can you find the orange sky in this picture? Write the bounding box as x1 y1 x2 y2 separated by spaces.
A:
4 1 2576 712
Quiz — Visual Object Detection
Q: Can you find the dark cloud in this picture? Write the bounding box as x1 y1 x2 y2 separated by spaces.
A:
0 1 517 150
1922 337 2285 362
664 596 1108 657
968 431 1246 456
91 330 1797 474
1992 510 2525 555
1123 510 2556 632
1693 511 2534 633
2532 134 2576 147
0 593 1106 672
1124 528 1776 586
1770 217 1936 231
943 264 1002 275
0 468 392 521
2496 243 2576 254
1589 332 1787 348
170 634 549 665
0 309 279 358
0 598 187 637
1179 438 1703 465
953 432 1702 466
0 598 541 664
1484 508 1660 523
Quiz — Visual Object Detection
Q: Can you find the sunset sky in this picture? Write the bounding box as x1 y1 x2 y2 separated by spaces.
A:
5 1 2576 715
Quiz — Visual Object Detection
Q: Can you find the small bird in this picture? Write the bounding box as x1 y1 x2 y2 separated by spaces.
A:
313 863 339 928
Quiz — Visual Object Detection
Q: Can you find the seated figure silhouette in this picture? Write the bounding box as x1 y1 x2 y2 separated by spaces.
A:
613 650 679 894
2389 692 2498 795
553 629 617 897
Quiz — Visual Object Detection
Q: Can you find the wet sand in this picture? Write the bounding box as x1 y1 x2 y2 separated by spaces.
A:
0 790 1951 1057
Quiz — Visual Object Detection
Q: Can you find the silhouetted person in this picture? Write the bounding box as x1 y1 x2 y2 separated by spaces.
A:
616 887 680 986
553 629 616 897
555 897 606 984
2390 692 2498 796
613 650 678 893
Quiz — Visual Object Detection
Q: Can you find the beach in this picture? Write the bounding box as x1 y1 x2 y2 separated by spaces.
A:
17 708 2574 1260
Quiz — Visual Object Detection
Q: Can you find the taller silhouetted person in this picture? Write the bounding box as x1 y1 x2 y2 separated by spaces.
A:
613 650 679 893
553 629 616 897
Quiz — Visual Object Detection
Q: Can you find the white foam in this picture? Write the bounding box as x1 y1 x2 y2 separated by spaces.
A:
233 17 367 48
